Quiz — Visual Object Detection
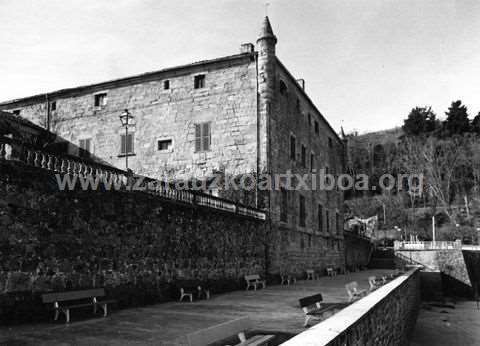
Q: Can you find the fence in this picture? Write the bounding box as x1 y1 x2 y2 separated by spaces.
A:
0 136 267 220
394 240 462 250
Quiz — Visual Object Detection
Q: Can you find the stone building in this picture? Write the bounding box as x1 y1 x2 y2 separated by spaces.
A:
0 17 345 273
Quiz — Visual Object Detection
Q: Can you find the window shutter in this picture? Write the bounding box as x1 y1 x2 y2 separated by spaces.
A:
202 123 210 151
121 135 126 154
127 134 133 154
195 124 201 152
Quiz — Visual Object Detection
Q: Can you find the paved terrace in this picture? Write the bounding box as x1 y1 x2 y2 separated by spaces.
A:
0 269 393 346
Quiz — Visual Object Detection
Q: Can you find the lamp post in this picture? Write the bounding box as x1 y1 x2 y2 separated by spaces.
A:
119 109 132 171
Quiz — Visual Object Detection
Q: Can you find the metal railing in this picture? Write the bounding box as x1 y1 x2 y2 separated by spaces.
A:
394 240 462 250
0 136 267 220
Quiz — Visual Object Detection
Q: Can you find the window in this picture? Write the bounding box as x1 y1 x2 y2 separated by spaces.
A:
296 98 300 112
280 188 288 222
301 145 306 168
290 135 296 160
328 137 333 148
314 121 319 134
79 138 92 158
163 80 170 90
326 210 330 234
195 122 211 152
194 75 205 89
157 139 172 151
50 101 56 111
318 204 323 233
336 212 341 235
310 153 315 172
94 93 107 107
12 109 21 115
308 113 311 126
299 195 306 227
279 80 287 95
120 133 134 155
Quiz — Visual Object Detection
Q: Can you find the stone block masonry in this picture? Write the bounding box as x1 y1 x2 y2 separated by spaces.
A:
0 160 267 302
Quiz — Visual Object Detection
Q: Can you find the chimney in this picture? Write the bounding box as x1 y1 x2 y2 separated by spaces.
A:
297 79 305 90
240 43 255 54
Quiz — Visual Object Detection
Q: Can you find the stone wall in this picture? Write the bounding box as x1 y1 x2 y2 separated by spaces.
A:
0 160 267 295
395 250 471 287
280 268 421 346
268 60 345 274
344 232 374 270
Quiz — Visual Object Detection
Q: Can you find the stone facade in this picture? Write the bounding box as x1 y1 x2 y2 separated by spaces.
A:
0 17 345 274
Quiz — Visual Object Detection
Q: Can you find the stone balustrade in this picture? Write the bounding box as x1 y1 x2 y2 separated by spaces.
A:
0 136 266 220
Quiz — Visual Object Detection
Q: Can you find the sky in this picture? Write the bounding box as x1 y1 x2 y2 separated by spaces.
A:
1 0 480 133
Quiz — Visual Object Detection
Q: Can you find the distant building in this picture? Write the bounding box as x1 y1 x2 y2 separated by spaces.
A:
0 17 345 273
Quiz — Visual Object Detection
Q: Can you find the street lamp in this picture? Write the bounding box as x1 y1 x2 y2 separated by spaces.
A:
119 109 133 171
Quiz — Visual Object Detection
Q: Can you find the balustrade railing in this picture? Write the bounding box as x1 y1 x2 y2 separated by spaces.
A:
394 240 462 250
0 136 267 220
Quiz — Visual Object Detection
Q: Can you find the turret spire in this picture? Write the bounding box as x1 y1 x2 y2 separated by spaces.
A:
257 16 277 43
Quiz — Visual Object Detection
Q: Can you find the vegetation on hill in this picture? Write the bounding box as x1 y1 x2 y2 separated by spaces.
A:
345 100 480 243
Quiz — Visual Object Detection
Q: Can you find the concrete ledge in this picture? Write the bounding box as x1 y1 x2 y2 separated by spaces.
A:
281 267 422 346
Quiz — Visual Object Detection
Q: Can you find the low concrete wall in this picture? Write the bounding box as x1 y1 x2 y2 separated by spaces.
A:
280 268 421 346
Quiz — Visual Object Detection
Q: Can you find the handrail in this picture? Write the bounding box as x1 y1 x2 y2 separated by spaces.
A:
394 240 462 250
0 136 267 220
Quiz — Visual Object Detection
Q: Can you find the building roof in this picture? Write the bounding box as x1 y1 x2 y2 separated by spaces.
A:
257 16 277 43
0 53 255 107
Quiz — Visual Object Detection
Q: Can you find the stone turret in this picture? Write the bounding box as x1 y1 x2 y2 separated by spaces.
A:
256 16 277 174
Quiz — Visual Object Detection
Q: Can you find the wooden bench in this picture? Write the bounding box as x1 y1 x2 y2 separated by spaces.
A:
280 274 297 286
326 264 337 277
42 288 115 323
368 276 384 291
186 317 274 346
178 281 210 302
305 269 318 280
245 275 266 291
345 281 367 302
298 294 349 327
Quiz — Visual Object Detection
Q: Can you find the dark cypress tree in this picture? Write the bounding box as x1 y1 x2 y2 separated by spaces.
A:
472 112 480 134
444 100 470 136
403 107 438 136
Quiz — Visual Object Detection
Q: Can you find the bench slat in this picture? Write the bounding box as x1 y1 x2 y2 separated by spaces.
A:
299 293 323 308
42 288 106 303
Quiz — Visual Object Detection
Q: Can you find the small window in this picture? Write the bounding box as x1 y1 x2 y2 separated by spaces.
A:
280 188 288 222
279 80 288 95
301 145 306 168
308 113 311 126
318 204 323 233
326 210 330 234
328 137 333 148
50 101 56 111
336 212 341 235
315 121 319 134
94 93 107 107
296 98 300 112
195 122 211 152
299 195 306 227
79 138 92 158
12 109 21 115
163 80 170 90
120 133 134 155
157 139 172 151
310 153 315 171
290 135 296 160
194 75 205 89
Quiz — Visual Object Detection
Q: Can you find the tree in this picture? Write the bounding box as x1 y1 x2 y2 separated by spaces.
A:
443 100 470 136
402 107 438 136
472 112 480 134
